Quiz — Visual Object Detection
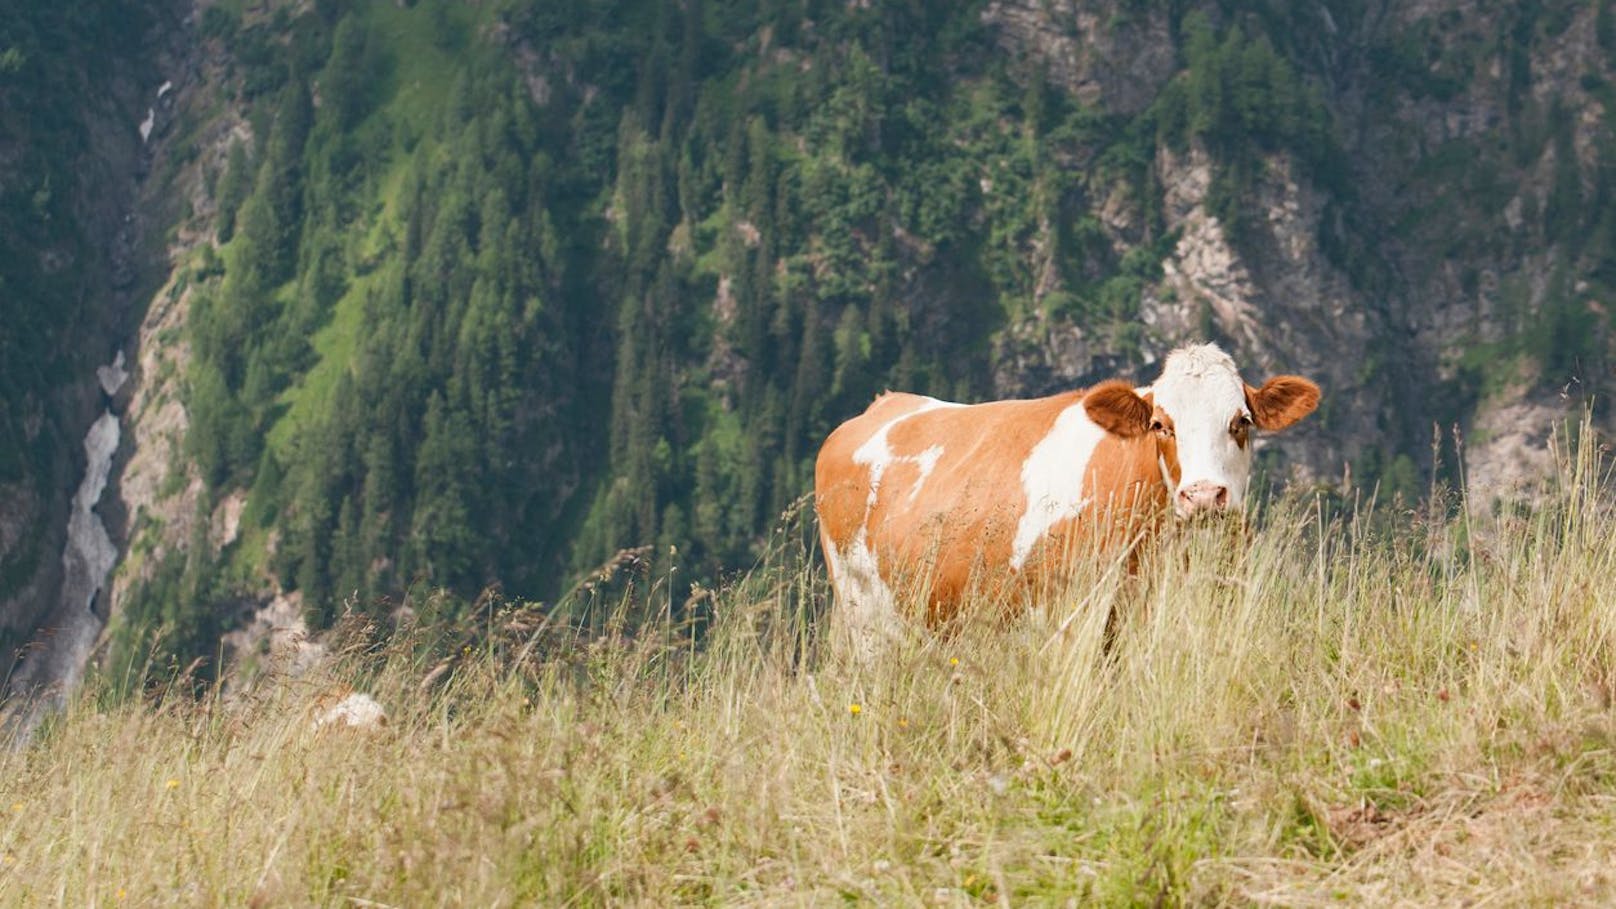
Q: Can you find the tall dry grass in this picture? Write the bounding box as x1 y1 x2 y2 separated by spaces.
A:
2 425 1614 906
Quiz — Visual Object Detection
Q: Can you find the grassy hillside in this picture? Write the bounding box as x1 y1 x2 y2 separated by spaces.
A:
12 425 1614 904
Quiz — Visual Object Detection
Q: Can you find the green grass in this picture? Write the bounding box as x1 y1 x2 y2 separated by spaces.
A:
367 0 478 134
263 263 379 456
4 425 1615 905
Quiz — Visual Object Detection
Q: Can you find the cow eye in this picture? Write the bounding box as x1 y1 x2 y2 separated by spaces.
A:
1232 414 1253 432
1150 418 1171 437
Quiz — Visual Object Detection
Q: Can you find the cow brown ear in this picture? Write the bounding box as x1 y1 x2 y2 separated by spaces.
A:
1245 376 1320 431
1084 380 1152 438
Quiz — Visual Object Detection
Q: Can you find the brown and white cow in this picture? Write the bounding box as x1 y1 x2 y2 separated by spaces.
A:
813 342 1319 640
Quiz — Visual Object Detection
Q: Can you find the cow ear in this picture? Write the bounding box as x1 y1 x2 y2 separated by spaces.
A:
1246 376 1320 431
1084 380 1152 438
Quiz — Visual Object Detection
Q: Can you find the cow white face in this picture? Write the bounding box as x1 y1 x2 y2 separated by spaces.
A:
1084 343 1320 518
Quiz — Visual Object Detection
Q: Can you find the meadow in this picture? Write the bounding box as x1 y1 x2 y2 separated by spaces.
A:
3 427 1614 907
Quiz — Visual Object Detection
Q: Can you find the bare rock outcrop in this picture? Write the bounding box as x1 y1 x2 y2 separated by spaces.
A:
981 0 1177 114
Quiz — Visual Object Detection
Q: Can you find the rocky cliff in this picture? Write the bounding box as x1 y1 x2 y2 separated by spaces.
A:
0 1 184 724
983 0 1613 497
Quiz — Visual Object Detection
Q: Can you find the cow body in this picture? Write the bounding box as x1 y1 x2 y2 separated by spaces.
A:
813 343 1319 641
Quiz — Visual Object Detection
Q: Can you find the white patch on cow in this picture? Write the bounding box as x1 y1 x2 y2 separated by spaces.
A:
1011 402 1108 570
852 398 958 508
825 529 904 661
907 444 945 502
1151 343 1254 510
828 397 961 656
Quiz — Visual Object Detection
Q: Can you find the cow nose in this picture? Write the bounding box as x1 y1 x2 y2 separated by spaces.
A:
1177 481 1229 515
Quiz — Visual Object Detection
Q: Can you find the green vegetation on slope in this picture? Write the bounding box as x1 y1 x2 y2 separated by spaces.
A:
121 0 1377 671
104 0 1616 678
11 425 1616 904
119 0 604 669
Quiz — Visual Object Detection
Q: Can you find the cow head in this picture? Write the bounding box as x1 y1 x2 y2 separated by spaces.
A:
1084 343 1320 518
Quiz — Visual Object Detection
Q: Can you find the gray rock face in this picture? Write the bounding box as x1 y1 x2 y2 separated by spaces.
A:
2 349 130 739
1144 147 1373 484
981 0 1177 114
0 6 192 735
4 406 121 731
983 0 1612 497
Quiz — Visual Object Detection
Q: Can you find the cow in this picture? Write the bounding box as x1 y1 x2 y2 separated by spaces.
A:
812 342 1320 645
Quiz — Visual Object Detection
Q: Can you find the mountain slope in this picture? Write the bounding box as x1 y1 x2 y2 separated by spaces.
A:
1 0 1612 693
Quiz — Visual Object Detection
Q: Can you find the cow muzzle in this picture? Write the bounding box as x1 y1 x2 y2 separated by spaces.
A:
1175 480 1229 517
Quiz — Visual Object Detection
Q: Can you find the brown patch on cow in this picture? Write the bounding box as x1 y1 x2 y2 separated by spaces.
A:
1083 434 1172 521
875 396 1074 621
814 392 939 587
1013 430 1174 601
1083 380 1152 438
813 393 935 540
1246 376 1321 431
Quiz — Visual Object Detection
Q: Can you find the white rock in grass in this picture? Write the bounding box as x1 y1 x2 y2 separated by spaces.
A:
312 692 387 730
